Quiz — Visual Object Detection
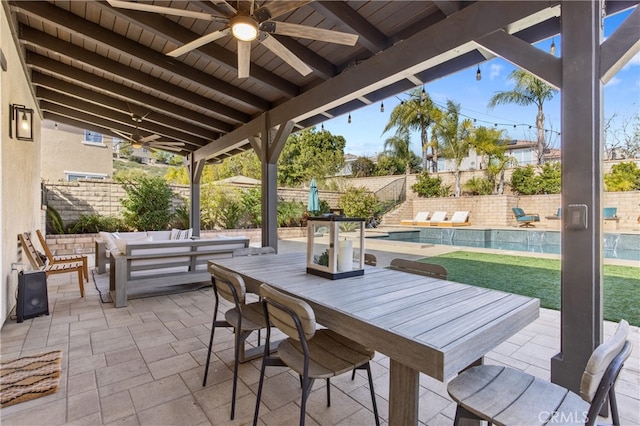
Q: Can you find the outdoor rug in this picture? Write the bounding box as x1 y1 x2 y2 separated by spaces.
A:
92 270 211 304
0 350 63 408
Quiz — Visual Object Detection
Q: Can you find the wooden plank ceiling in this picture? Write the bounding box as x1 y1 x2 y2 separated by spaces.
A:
5 0 630 163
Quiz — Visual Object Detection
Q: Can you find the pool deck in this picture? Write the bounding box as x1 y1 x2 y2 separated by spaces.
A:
0 238 637 426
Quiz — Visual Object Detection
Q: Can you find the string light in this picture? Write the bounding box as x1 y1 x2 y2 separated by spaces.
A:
348 113 351 124
476 66 482 81
321 123 324 131
380 102 384 113
550 38 556 55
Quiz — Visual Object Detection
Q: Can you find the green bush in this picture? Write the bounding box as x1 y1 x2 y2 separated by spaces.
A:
46 205 66 234
463 176 493 195
510 165 538 195
277 200 305 227
171 203 190 229
412 173 450 197
120 176 175 230
241 187 262 228
68 213 129 233
605 162 640 191
338 187 377 219
538 162 561 194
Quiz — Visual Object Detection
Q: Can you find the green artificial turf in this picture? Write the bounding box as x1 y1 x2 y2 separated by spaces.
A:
422 251 640 326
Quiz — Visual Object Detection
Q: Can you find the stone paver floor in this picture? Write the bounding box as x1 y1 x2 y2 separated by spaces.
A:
1 239 638 425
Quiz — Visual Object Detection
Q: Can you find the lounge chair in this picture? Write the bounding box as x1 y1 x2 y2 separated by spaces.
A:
512 207 540 228
437 211 470 227
18 232 86 297
603 207 618 220
400 211 430 226
36 229 88 282
545 208 562 220
422 211 447 226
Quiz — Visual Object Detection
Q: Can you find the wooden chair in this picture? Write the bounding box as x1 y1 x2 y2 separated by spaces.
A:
36 229 88 282
364 253 377 266
389 258 447 280
447 320 632 426
254 284 380 426
203 265 269 420
18 232 85 297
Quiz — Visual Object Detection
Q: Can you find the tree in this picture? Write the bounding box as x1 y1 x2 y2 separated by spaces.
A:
384 88 440 172
604 112 640 160
471 126 512 194
338 187 378 219
383 129 416 175
433 101 473 197
488 69 558 165
350 156 376 177
278 127 346 187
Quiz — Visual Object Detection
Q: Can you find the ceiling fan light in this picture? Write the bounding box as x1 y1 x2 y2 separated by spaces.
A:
132 142 143 149
231 16 258 41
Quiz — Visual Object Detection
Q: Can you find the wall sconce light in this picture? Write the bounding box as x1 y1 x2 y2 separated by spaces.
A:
9 104 34 141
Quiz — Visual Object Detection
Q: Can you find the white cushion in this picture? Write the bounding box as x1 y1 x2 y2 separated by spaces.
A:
114 235 152 254
170 228 193 240
98 231 118 252
113 231 148 240
147 230 172 241
217 234 246 240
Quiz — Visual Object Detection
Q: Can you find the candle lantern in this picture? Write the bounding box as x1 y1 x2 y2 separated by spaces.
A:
306 215 365 280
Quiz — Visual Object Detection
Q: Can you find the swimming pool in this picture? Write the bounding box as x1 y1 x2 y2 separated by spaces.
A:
369 228 640 261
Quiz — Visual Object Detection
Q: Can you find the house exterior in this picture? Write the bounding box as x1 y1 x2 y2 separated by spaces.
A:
436 140 560 172
41 120 115 182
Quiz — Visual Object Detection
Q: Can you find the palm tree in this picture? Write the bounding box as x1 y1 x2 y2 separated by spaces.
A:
488 69 558 164
383 88 440 172
470 126 512 194
433 101 473 196
383 130 413 175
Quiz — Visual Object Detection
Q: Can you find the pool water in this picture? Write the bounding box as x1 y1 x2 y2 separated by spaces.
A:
369 228 640 261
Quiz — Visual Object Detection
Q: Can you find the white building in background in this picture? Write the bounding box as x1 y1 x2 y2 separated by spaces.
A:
40 120 114 182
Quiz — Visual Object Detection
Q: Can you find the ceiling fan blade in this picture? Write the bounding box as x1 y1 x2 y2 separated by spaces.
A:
209 0 237 15
167 28 231 57
237 40 252 79
264 21 358 46
150 145 184 152
112 129 134 143
149 141 186 146
254 1 311 21
107 0 218 20
139 134 161 144
260 33 312 76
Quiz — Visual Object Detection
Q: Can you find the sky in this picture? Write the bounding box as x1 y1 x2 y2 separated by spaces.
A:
321 9 640 158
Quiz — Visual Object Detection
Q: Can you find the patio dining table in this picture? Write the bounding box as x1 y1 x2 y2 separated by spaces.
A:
209 253 539 425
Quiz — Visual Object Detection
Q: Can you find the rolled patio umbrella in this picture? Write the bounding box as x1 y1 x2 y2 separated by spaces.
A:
307 179 320 215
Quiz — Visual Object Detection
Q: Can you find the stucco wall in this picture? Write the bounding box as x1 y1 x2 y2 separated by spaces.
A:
1 4 43 326
41 123 115 182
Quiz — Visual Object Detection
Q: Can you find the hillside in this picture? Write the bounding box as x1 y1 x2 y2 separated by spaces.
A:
113 159 173 179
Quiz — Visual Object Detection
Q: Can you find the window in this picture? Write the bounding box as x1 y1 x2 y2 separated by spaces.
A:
65 172 108 182
83 130 103 145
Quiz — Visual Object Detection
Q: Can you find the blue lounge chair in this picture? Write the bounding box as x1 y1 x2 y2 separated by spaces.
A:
603 207 618 219
512 207 540 228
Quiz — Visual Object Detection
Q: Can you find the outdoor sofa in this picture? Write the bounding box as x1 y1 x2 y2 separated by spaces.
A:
96 230 249 307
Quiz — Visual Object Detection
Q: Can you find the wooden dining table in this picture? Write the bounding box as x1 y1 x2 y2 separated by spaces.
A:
210 253 540 425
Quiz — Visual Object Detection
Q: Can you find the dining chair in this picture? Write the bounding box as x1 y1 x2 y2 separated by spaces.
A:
254 284 380 426
364 253 377 266
203 264 269 420
389 258 447 280
36 229 88 282
18 232 86 297
232 246 276 257
447 319 632 426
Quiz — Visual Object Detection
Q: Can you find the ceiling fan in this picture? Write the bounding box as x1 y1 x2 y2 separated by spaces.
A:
113 111 185 153
106 0 359 78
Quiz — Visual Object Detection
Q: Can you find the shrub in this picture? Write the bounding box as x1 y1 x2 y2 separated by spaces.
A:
241 187 262 228
120 175 175 230
510 165 538 195
171 203 190 229
463 177 493 195
277 200 305 227
412 173 450 197
538 162 561 194
605 162 640 191
338 187 377 219
46 204 66 234
68 213 129 233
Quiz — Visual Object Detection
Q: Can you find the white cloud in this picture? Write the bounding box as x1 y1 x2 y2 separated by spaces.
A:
606 76 622 86
490 63 503 81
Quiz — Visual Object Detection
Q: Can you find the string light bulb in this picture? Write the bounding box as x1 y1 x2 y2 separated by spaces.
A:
321 123 324 131
380 102 384 113
420 86 426 101
476 66 482 81
348 113 351 124
550 38 556 55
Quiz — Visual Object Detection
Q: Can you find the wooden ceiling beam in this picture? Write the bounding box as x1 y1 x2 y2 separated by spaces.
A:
95 1 300 98
432 1 462 17
21 29 249 124
38 92 208 148
33 74 220 141
13 1 270 111
312 1 388 53
28 54 233 134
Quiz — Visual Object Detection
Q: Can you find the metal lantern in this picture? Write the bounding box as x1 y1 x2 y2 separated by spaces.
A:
306 215 365 280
